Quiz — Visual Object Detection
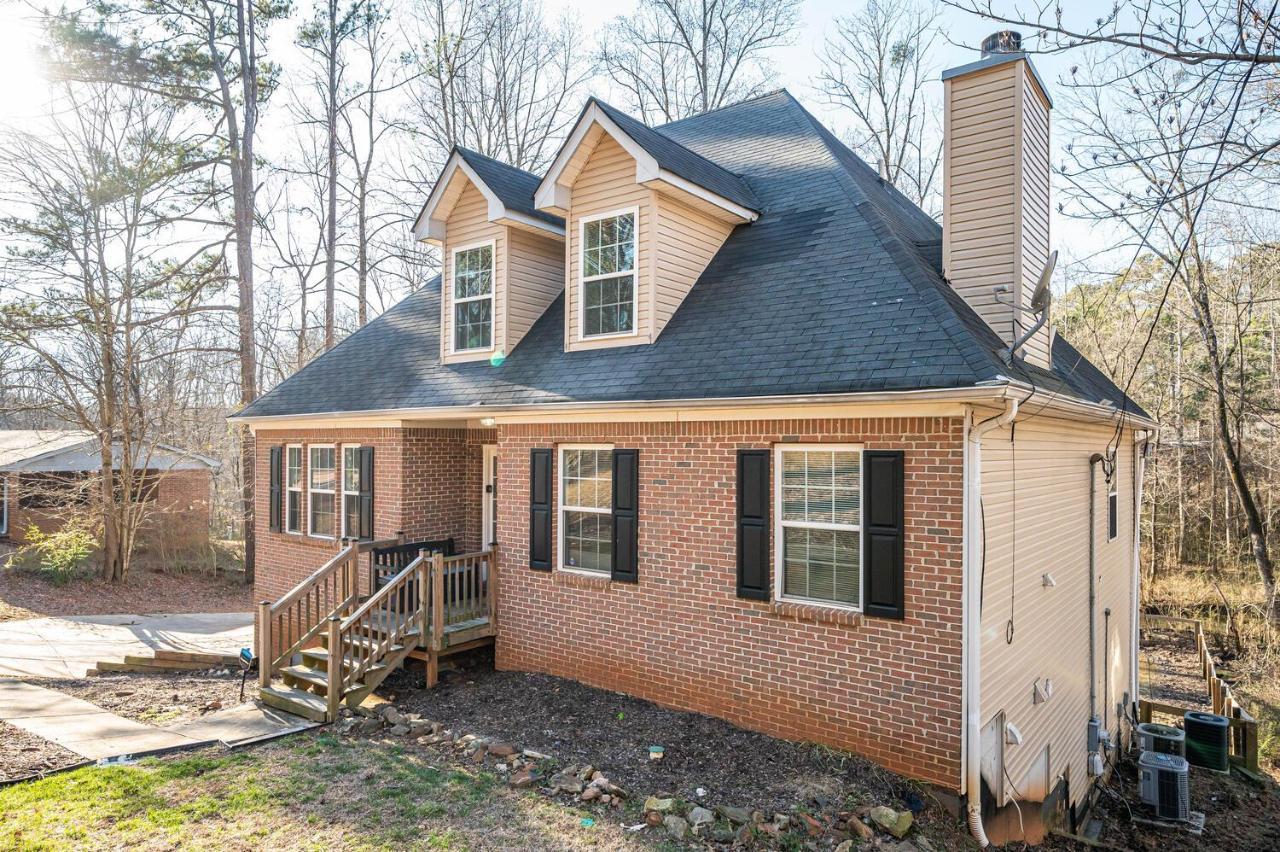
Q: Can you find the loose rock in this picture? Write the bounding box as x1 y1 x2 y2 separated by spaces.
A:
663 815 689 840
644 796 676 813
388 724 410 736
509 767 538 788
870 806 913 839
549 773 585 794
688 806 714 828
487 742 516 758
716 804 751 825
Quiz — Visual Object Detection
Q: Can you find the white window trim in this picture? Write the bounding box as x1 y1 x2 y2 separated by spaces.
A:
773 443 865 612
285 444 303 535
0 474 8 537
450 238 496 354
341 444 362 540
577 207 640 341
307 444 337 540
557 443 614 576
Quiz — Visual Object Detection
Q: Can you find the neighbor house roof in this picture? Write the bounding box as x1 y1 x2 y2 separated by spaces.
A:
240 90 1147 421
0 430 221 472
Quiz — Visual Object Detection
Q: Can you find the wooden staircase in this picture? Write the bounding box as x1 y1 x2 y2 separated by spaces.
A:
257 540 497 722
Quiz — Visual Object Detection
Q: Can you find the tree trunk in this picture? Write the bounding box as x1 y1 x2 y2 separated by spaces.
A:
324 0 338 350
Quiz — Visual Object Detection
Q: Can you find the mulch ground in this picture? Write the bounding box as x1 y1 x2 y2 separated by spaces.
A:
47 669 246 727
371 653 971 850
0 721 85 782
1141 627 1212 712
0 567 251 622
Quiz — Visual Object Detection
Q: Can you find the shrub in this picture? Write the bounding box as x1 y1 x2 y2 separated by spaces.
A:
11 521 98 584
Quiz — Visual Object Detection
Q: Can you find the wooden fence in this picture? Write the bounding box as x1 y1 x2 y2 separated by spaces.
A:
1139 613 1260 773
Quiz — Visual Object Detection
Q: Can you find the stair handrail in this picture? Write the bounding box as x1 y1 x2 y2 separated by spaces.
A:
331 551 431 716
258 535 401 688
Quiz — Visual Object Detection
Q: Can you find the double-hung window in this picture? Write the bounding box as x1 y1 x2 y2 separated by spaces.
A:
308 445 337 538
285 445 302 534
580 211 636 338
559 445 613 573
775 446 862 608
342 445 361 539
452 241 494 352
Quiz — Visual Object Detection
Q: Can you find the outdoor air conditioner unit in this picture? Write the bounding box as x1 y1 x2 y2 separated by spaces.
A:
1138 751 1190 822
1137 722 1186 758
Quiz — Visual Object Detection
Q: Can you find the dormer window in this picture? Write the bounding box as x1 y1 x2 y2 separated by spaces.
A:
452 241 495 352
581 210 637 338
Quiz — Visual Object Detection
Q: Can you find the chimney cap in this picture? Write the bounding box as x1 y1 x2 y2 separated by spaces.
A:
981 30 1023 57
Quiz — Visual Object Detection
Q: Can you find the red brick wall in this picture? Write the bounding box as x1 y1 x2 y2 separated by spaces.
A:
1 468 211 555
494 417 965 790
252 428 494 603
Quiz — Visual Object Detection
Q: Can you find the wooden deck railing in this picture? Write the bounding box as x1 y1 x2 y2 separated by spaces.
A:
330 551 431 717
1139 612 1260 773
258 536 400 688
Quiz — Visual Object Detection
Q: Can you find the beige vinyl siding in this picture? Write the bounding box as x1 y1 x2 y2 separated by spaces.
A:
944 59 1052 369
1018 71 1053 367
652 193 735 338
441 181 505 363
566 134 654 350
506 227 564 352
978 413 1136 808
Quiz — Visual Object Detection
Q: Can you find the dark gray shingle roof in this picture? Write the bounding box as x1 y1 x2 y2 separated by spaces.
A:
455 147 563 228
241 90 1142 420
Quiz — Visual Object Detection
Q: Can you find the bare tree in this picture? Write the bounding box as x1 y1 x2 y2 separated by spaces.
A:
597 0 802 123
405 0 588 171
0 83 225 580
816 0 943 214
48 0 286 582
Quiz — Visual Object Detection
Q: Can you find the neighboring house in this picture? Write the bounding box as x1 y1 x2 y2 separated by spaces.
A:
235 35 1154 845
0 430 217 554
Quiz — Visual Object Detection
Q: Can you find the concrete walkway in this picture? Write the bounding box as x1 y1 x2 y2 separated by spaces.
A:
0 680 318 762
0 612 252 679
0 680 203 760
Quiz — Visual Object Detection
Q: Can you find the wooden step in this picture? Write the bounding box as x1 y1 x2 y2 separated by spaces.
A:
121 655 221 670
153 650 242 667
280 664 331 692
259 684 329 722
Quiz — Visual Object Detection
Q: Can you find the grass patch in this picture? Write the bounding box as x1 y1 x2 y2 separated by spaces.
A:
0 732 639 851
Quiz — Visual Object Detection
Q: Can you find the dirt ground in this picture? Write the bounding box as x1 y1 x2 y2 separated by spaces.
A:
47 669 247 726
0 721 85 782
1042 750 1280 852
0 566 251 622
373 654 973 850
1141 627 1213 712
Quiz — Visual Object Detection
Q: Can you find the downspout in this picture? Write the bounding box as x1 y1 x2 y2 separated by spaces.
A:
1130 432 1151 719
1089 453 1103 728
964 396 1020 848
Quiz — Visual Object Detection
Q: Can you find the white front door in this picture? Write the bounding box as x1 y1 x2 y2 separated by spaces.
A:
481 445 498 548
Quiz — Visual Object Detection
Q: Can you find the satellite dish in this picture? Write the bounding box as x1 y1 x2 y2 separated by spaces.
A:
1030 250 1057 314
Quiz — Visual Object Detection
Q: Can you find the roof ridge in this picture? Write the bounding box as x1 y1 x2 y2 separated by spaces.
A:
780 95 1006 383
653 88 790 130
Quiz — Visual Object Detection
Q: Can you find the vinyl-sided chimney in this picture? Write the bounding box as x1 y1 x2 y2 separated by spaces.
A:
942 31 1053 369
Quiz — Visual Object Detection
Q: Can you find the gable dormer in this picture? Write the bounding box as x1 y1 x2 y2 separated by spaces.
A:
413 148 565 364
535 99 760 351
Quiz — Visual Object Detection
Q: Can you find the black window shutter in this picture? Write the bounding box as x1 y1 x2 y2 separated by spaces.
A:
863 450 905 619
736 449 770 600
529 449 552 570
357 446 375 540
611 449 639 583
268 446 283 533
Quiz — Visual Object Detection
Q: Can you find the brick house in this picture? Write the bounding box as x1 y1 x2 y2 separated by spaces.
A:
0 430 217 555
235 36 1154 845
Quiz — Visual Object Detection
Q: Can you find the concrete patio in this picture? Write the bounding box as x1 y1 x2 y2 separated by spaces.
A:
0 612 253 679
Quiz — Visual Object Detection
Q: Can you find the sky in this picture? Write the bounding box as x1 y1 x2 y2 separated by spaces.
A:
0 0 1127 282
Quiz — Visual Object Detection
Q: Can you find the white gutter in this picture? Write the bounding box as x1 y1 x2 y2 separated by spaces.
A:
230 380 1153 430
1130 430 1152 716
963 396 1020 848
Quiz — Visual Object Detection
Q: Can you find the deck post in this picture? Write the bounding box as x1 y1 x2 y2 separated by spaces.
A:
417 550 429 643
326 615 342 720
258 601 272 688
431 552 445 652
487 547 499 629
